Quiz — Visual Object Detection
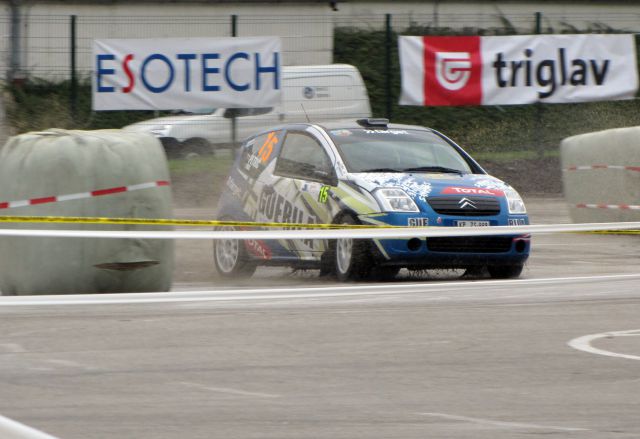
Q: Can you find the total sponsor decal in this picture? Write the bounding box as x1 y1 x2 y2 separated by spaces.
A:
399 34 638 106
441 186 504 196
245 238 272 260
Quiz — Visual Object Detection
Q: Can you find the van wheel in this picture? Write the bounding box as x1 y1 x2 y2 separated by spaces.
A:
159 137 181 159
213 227 257 278
183 137 213 156
333 215 372 281
488 264 524 279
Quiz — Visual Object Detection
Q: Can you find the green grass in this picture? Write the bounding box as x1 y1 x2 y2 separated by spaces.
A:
472 149 560 162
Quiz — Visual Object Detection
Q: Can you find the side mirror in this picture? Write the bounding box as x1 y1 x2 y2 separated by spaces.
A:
312 169 339 187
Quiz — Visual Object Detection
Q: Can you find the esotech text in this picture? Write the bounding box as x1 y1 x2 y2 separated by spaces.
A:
92 37 282 111
95 51 280 94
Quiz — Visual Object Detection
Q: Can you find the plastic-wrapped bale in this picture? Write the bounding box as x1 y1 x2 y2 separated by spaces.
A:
561 126 640 223
0 129 174 295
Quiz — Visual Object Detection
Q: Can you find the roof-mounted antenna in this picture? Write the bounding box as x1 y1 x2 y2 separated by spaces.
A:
357 118 389 129
301 104 311 123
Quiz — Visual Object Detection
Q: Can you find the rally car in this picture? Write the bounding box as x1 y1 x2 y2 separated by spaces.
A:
214 118 530 281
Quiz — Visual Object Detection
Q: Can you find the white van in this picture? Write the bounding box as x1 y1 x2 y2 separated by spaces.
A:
123 64 371 156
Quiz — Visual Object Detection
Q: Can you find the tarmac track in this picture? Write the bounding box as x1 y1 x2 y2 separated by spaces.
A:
0 197 639 439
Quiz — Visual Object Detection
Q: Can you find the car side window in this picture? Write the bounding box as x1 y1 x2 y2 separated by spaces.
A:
239 130 283 179
275 132 333 181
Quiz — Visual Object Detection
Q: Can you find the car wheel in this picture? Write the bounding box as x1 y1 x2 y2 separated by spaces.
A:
183 137 213 156
333 215 372 282
487 264 524 279
213 227 257 278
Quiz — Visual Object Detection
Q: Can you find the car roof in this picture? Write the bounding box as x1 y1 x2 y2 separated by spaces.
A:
268 120 435 133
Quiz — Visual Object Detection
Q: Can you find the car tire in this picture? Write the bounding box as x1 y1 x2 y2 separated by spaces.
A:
487 264 524 279
213 227 257 278
370 266 401 281
183 137 213 156
333 215 372 282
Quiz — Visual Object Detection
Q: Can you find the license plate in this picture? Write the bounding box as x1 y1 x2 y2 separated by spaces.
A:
455 220 490 227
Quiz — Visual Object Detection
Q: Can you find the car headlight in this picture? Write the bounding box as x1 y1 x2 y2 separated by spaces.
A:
374 188 419 212
505 187 526 214
149 125 171 137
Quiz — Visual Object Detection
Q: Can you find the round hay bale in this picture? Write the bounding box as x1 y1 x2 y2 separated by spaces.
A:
0 129 174 295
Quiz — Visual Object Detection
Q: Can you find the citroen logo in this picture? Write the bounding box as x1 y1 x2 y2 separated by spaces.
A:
458 197 477 209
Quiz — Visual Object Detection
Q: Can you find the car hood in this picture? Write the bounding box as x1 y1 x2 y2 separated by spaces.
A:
348 172 512 202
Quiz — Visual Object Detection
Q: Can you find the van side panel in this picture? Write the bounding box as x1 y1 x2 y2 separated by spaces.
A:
283 66 371 123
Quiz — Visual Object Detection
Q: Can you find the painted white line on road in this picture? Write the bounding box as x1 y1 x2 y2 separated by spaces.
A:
177 381 280 398
0 273 639 307
0 414 59 439
418 412 589 432
568 329 640 361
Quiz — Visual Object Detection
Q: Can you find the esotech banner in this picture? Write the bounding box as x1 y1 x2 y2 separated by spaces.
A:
93 37 282 110
399 34 638 106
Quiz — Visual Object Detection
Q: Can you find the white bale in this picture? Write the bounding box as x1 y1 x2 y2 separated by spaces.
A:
561 126 640 223
0 129 174 295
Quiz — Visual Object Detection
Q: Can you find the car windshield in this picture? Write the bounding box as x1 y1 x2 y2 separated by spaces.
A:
328 128 474 174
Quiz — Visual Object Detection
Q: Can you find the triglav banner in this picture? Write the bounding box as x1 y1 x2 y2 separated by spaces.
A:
399 34 638 106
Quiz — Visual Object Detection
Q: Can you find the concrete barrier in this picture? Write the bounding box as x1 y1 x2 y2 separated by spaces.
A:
0 129 174 295
561 126 640 223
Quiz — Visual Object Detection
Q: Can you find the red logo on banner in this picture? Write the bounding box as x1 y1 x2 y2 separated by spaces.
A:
423 36 482 106
442 186 504 196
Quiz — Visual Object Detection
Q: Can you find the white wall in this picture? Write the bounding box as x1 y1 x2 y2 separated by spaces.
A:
4 1 640 80
10 2 334 80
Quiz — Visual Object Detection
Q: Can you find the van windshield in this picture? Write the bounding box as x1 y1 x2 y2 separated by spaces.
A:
223 107 273 118
175 107 216 115
328 128 474 174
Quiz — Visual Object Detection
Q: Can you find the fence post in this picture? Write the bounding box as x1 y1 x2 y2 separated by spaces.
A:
385 13 393 120
534 11 544 158
70 14 78 124
9 0 21 83
231 14 238 148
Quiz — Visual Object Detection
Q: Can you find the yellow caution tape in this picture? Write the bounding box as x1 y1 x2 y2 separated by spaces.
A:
0 215 399 229
1 216 639 234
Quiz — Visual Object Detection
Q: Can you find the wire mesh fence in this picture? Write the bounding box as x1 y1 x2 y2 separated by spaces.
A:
2 10 640 182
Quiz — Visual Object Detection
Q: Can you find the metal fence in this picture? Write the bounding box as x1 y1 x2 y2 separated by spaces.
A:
2 11 640 171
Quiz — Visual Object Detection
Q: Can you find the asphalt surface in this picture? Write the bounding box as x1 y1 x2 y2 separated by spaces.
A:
1 197 639 439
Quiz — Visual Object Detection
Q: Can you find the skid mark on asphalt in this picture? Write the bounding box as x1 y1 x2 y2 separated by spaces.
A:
177 381 281 398
1 273 640 307
418 412 589 432
0 343 26 353
568 329 640 361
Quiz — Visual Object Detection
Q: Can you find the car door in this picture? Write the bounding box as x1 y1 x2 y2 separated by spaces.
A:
271 129 338 261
